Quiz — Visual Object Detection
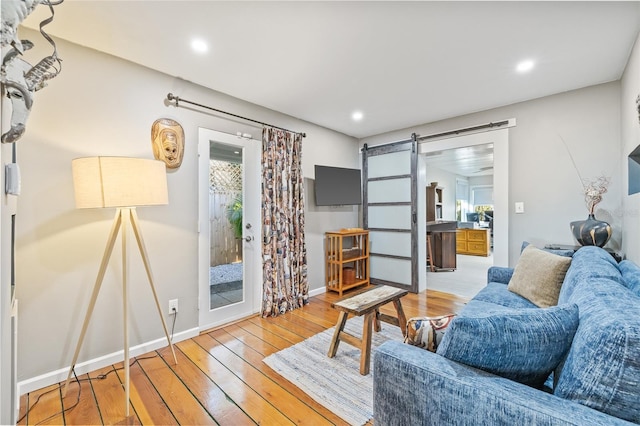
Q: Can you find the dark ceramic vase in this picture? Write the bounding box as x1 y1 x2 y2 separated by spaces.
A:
570 214 612 248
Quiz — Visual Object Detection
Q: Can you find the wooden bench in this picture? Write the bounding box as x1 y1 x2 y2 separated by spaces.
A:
327 285 408 375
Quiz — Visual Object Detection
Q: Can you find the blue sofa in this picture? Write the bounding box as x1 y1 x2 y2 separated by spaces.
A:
373 246 640 425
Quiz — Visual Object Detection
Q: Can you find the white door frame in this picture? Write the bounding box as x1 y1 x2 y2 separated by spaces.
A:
198 128 262 331
419 127 510 267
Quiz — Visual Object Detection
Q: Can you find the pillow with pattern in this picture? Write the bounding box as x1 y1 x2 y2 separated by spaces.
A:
404 314 456 352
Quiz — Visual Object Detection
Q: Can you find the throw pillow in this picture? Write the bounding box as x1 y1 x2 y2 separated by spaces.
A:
436 304 579 388
404 314 456 352
508 245 572 307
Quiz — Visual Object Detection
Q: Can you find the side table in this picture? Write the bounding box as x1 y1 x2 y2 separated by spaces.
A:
328 285 408 375
544 244 622 263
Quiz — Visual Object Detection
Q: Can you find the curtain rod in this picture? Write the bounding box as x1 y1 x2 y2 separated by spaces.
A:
166 93 307 138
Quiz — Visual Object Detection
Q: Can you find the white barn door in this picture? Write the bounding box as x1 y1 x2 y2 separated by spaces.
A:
362 138 419 292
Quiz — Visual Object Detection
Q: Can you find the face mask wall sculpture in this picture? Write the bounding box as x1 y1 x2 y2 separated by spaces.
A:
151 118 185 169
1 0 63 143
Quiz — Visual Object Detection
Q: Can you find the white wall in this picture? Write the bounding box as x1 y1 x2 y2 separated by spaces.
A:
469 175 493 187
621 32 640 261
12 29 358 386
424 166 458 221
361 82 622 266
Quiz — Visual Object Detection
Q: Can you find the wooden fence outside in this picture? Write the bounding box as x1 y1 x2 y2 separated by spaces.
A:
210 191 242 266
209 160 243 266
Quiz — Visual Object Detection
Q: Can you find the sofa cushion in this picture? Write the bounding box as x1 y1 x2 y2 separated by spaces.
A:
436 303 579 388
507 245 572 308
553 275 640 423
473 282 538 309
619 259 640 297
558 246 623 305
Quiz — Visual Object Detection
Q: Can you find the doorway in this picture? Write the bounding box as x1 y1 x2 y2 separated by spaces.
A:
198 129 261 331
420 128 509 298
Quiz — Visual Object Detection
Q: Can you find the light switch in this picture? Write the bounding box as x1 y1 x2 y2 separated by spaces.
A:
515 202 524 214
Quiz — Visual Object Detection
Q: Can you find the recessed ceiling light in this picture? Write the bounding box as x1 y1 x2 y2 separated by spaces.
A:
191 38 208 54
351 111 364 121
234 151 240 154
516 60 535 73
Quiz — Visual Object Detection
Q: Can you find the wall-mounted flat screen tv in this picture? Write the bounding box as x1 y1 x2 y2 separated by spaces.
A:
314 165 362 206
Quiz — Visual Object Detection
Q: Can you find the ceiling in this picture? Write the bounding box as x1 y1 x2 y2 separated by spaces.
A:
424 143 494 177
21 1 640 141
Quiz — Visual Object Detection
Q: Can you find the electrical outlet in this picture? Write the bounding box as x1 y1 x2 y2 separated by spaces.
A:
169 299 178 315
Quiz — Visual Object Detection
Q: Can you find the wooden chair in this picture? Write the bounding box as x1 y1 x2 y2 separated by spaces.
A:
426 232 435 272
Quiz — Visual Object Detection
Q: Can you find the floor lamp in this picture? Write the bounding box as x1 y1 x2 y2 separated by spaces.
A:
63 157 177 417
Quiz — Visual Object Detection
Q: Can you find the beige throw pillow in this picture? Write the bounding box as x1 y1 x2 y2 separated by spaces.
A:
507 245 572 307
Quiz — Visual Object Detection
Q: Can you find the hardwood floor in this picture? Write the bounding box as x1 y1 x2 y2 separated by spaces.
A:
18 289 468 425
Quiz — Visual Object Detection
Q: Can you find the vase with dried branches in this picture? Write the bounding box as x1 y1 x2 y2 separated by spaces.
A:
560 136 613 247
569 176 612 247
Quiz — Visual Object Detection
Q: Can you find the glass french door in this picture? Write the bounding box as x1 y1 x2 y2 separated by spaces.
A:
198 129 261 331
363 139 419 292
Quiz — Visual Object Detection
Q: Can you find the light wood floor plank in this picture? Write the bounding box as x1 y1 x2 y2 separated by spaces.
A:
290 306 337 329
266 314 323 339
247 316 307 344
236 322 293 351
20 384 64 425
223 323 281 357
156 345 255 425
18 393 28 425
196 332 335 425
88 365 140 425
62 373 102 425
115 359 179 425
276 309 329 335
136 353 216 425
179 337 294 425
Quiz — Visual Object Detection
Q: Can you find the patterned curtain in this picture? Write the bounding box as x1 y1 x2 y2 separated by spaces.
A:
261 127 308 316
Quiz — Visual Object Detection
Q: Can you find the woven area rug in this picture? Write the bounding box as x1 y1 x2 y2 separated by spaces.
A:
263 316 404 425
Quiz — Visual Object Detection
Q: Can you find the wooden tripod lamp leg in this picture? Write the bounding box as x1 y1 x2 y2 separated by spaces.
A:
63 209 123 396
122 209 131 417
129 208 178 364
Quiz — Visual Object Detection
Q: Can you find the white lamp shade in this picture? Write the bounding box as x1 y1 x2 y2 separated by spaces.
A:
72 157 168 208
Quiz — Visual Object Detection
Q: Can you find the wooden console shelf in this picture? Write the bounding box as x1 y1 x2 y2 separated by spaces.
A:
426 182 444 222
325 229 370 296
456 228 491 256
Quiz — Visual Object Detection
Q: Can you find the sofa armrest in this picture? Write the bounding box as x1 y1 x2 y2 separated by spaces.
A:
487 266 514 284
373 341 633 426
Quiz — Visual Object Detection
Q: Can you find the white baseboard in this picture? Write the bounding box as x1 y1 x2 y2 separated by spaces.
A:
17 327 199 396
309 286 326 297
